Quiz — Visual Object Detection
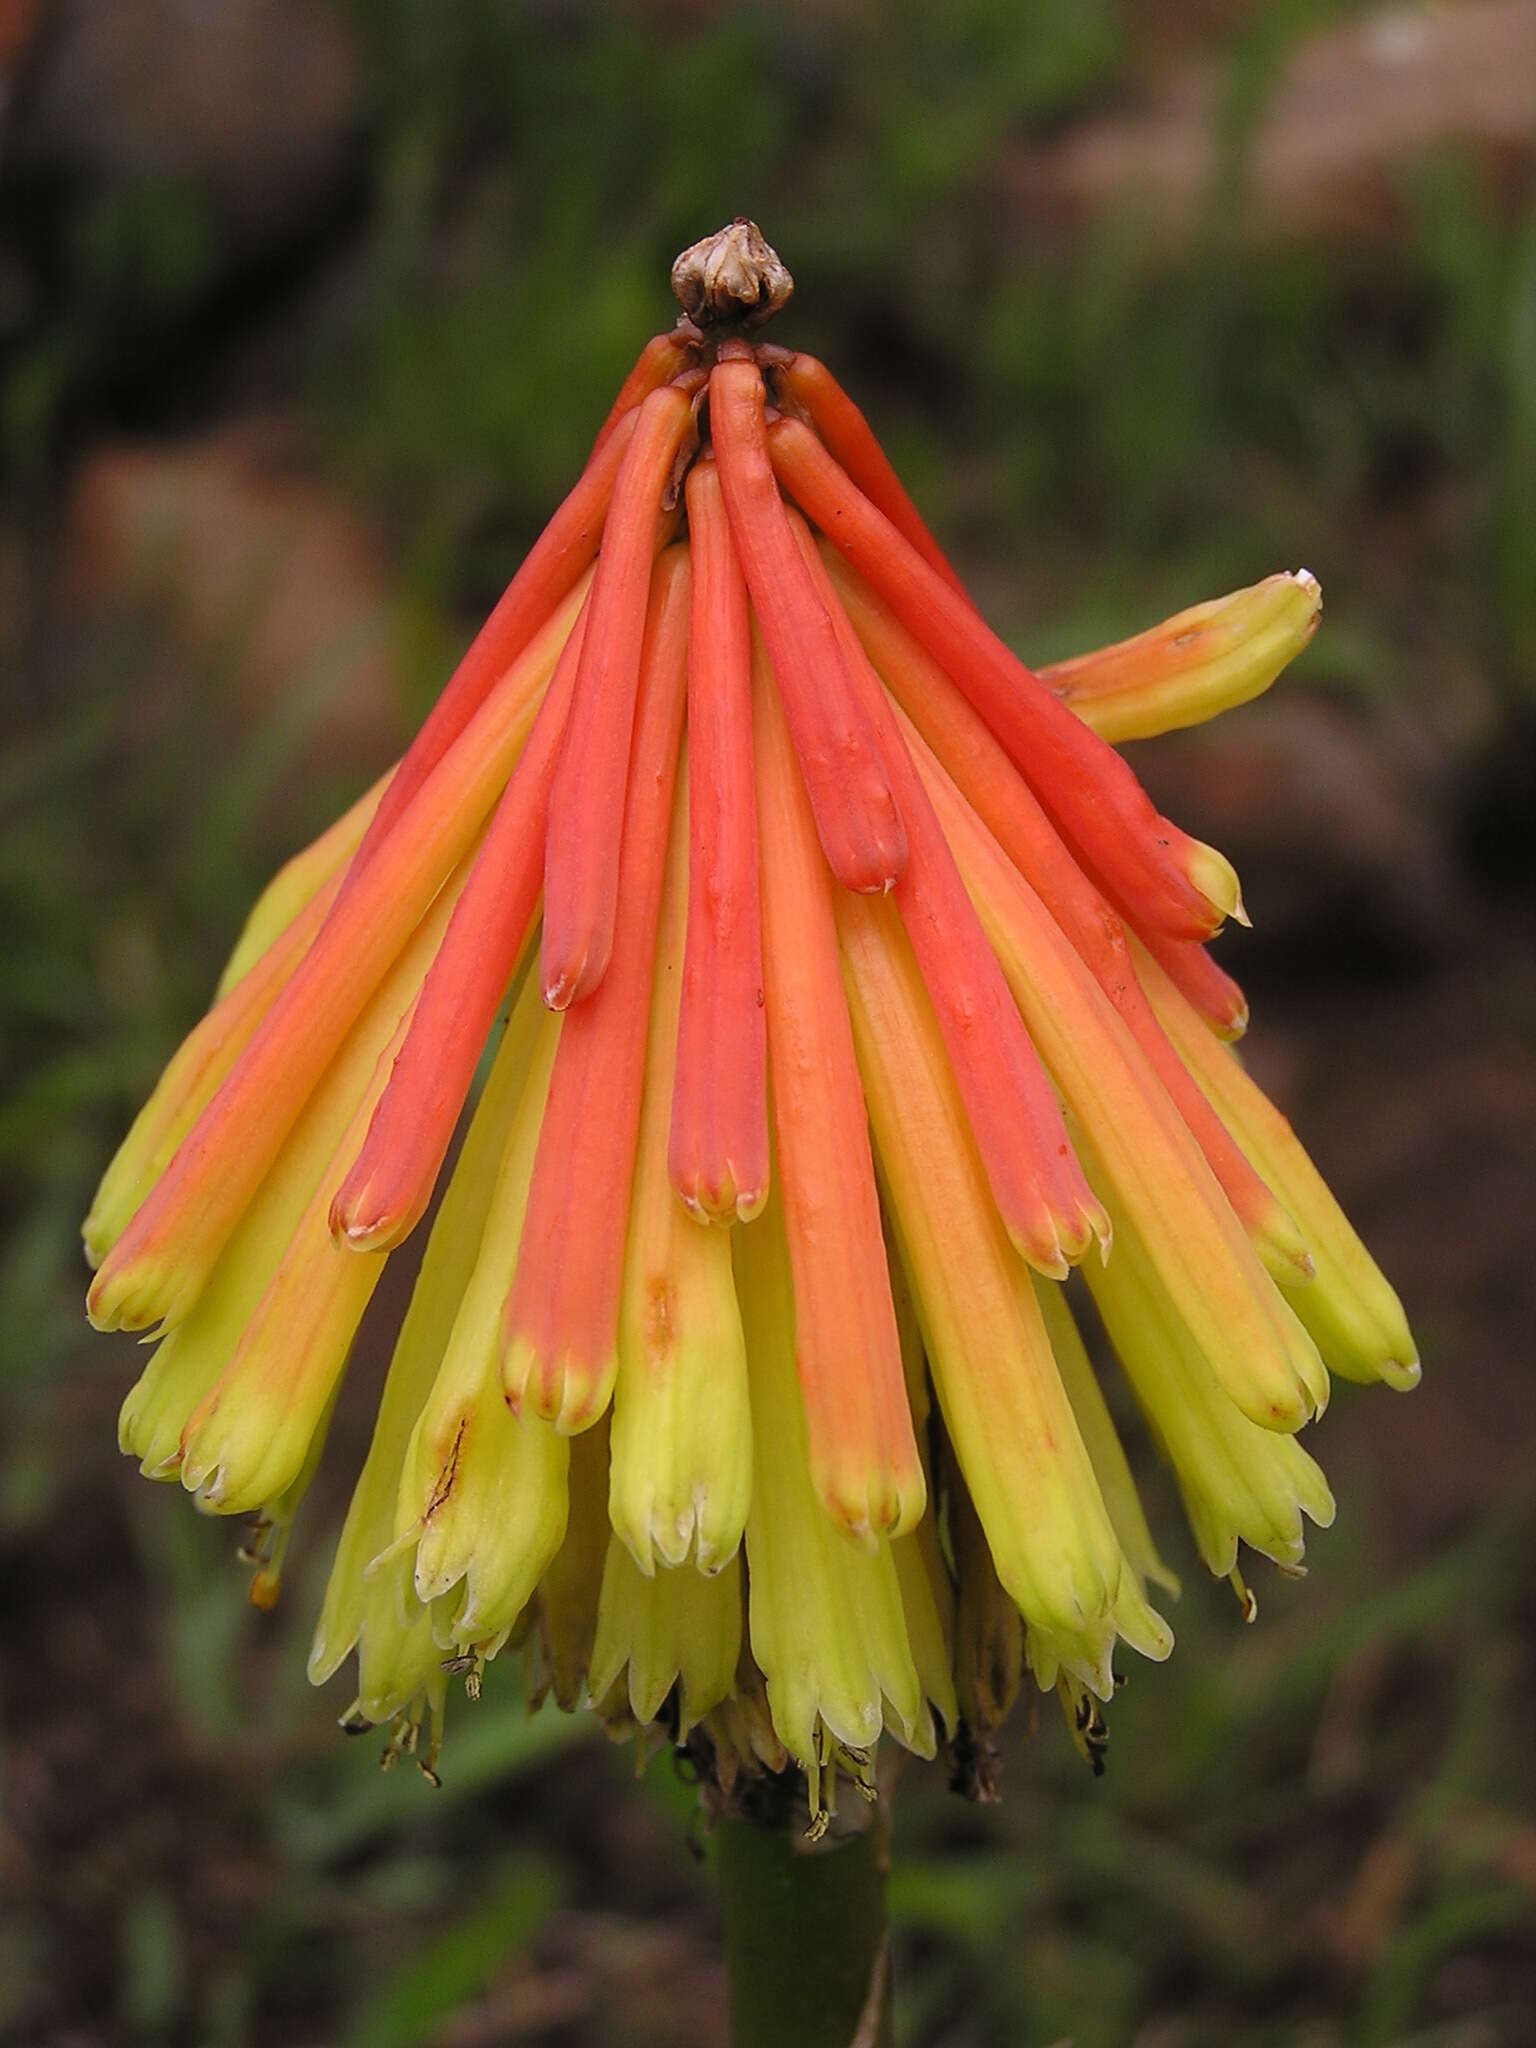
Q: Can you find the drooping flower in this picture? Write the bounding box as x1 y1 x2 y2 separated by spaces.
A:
87 221 1416 1815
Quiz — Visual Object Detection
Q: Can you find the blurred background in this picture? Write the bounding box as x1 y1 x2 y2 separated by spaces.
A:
2 2 1534 2043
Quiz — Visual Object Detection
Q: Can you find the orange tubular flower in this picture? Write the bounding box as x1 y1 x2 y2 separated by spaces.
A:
767 413 1242 942
589 329 700 462
763 346 968 596
1136 924 1252 1041
792 513 1107 1276
542 384 696 1009
328 604 592 1254
668 459 769 1225
710 350 908 897
752 631 926 1544
89 222 1416 1823
88 581 588 1338
505 548 692 1432
824 551 1305 1282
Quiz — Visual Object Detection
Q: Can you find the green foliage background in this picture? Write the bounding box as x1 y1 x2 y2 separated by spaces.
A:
2 2 1533 2043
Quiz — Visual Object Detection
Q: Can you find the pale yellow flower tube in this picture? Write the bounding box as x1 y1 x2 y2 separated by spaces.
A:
394 976 569 1653
910 712 1330 1435
117 860 469 1487
308 957 547 1711
732 1184 925 1783
1077 1142 1336 1581
610 768 753 1576
589 1540 743 1731
839 891 1168 1698
1134 938 1420 1391
1042 570 1322 744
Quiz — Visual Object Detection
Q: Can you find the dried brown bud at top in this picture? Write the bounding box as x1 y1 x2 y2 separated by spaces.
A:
671 219 794 330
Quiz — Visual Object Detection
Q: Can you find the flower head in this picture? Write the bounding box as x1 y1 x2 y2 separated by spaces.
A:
87 223 1416 1816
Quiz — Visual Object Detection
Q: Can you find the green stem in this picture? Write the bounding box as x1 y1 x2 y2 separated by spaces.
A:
718 1804 896 2048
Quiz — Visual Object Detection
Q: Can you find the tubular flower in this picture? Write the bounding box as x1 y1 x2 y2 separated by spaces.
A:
88 221 1416 1814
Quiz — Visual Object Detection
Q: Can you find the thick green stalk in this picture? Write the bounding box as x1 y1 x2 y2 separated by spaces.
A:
718 1804 896 2048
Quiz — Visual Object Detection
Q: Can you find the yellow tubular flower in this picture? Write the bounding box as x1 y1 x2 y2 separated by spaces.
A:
1134 938 1419 1391
1032 1275 1180 1603
117 858 470 1486
610 769 753 1576
308 958 547 1700
1042 570 1323 745
733 1183 926 1789
589 1539 744 1731
911 716 1330 1434
1077 1136 1337 1583
838 891 1167 1698
886 1255 959 1743
394 975 569 1653
536 1418 614 1711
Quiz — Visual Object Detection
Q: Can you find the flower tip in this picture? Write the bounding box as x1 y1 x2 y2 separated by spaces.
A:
613 1514 657 1578
1185 841 1248 931
326 1184 414 1256
181 1453 226 1509
541 969 580 1013
1382 1354 1422 1392
1256 1206 1316 1285
691 1510 740 1579
676 1163 769 1228
845 821 909 896
1266 1391 1311 1433
655 1505 700 1573
1021 1192 1110 1277
503 1336 615 1438
816 1455 926 1550
86 1257 182 1337
1090 1202 1114 1264
557 1385 607 1437
361 1522 419 1581
540 936 611 1013
1007 1210 1069 1280
83 1274 112 1331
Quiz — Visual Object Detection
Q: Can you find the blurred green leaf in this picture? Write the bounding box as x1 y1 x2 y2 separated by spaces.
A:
343 1858 559 2048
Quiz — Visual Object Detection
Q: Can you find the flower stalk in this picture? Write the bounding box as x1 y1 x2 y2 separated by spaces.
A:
718 1798 895 2048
